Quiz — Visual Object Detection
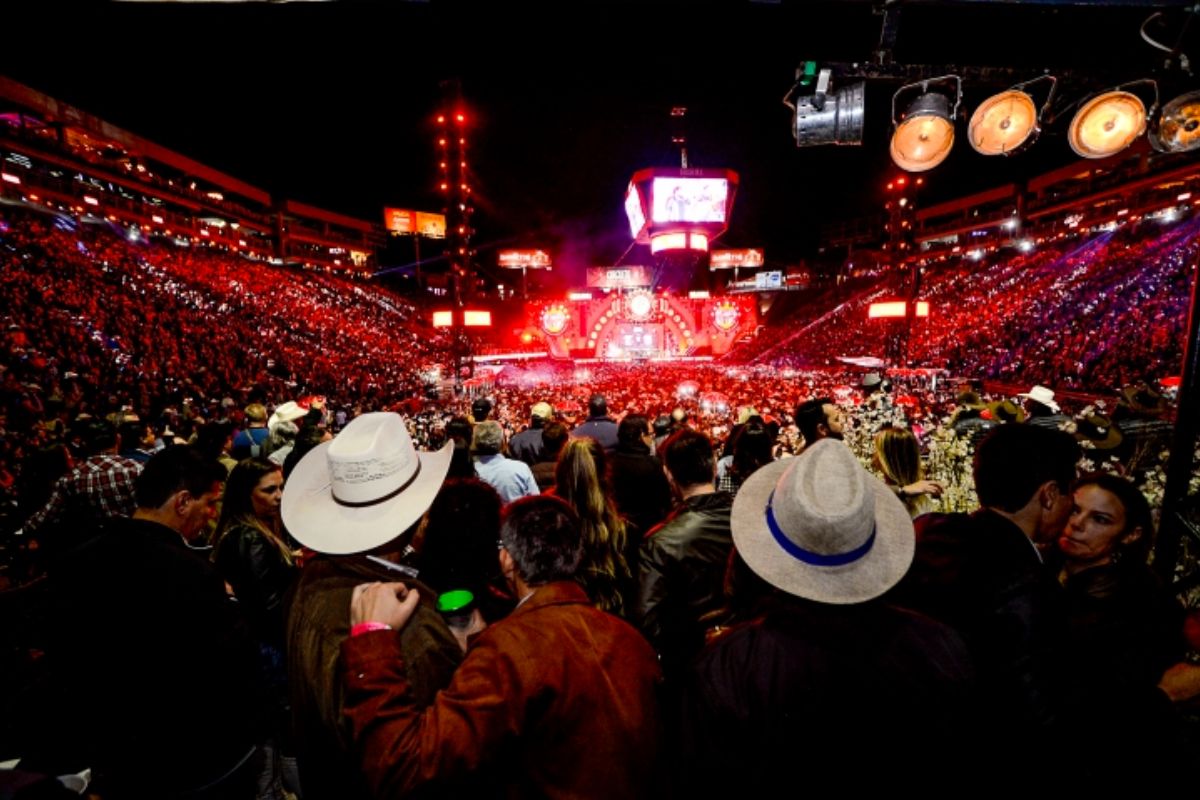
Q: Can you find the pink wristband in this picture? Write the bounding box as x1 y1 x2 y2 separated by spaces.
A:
350 621 393 637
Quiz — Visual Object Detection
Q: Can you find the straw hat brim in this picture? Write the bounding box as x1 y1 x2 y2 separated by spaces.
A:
1075 420 1123 450
1078 431 1123 450
1120 386 1167 414
281 440 453 555
731 457 915 605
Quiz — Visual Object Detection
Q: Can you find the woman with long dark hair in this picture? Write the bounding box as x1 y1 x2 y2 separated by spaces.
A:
212 457 298 800
213 457 296 641
1056 473 1189 784
715 416 774 496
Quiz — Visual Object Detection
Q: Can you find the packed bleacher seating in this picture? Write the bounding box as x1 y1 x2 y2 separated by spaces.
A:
737 216 1199 394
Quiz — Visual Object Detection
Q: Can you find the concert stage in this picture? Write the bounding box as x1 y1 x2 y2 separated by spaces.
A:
528 289 757 361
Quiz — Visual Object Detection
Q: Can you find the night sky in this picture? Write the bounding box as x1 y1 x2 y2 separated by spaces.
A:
4 1 1196 280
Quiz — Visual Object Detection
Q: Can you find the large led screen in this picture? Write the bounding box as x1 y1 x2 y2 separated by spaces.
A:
624 183 647 238
650 178 728 224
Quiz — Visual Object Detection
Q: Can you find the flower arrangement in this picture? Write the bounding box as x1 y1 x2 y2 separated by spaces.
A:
923 420 979 514
844 402 978 515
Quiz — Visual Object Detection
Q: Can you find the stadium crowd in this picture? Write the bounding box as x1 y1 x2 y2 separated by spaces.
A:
1 202 1198 798
745 218 1198 394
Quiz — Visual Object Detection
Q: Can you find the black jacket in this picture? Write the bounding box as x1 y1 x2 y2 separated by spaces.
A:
610 441 672 543
635 491 734 679
888 510 1066 750
681 596 975 793
49 517 264 795
1058 561 1192 785
213 522 298 648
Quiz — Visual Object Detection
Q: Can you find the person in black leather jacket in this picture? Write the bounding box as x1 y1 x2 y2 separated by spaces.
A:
610 414 672 548
1056 473 1192 786
635 429 733 681
212 456 299 799
888 424 1079 785
213 458 297 648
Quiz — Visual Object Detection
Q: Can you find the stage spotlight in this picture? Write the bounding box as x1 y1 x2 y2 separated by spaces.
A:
788 68 866 146
1068 87 1152 159
1151 89 1200 152
968 76 1056 156
890 76 961 172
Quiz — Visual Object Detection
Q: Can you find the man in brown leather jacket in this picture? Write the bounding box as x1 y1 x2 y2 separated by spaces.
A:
343 496 662 799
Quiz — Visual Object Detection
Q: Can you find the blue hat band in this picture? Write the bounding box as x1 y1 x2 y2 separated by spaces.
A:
765 489 876 567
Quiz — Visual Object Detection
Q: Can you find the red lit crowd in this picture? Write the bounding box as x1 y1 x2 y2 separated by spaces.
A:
1 204 1198 797
740 218 1197 394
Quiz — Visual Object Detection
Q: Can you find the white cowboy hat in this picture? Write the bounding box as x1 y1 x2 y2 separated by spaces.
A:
268 400 309 431
1017 385 1060 413
281 412 452 555
731 438 914 605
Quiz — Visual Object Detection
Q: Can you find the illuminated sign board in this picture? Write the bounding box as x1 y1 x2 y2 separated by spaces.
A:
463 310 492 327
649 231 708 253
540 304 570 335
385 208 415 234
710 248 764 269
385 208 446 238
712 299 741 331
754 271 783 289
868 301 930 319
432 311 453 327
650 177 729 224
585 266 653 288
499 250 552 269
415 212 446 238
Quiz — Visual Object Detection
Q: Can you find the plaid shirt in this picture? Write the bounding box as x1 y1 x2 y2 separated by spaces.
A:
25 454 143 534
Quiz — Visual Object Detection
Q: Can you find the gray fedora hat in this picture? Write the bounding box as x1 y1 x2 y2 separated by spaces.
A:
731 439 914 604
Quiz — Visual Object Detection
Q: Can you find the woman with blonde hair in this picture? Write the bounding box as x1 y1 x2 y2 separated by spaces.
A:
872 426 943 517
554 437 631 616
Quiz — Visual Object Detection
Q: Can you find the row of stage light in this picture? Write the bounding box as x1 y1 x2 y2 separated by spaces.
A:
792 69 1200 172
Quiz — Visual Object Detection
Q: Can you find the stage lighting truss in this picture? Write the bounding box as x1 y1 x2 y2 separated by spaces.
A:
890 75 961 172
791 61 1194 169
968 75 1058 157
1068 79 1157 159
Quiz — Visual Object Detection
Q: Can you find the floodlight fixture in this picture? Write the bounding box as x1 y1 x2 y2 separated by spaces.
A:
1150 89 1200 152
890 75 961 172
1068 80 1156 159
787 67 866 147
968 75 1057 156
